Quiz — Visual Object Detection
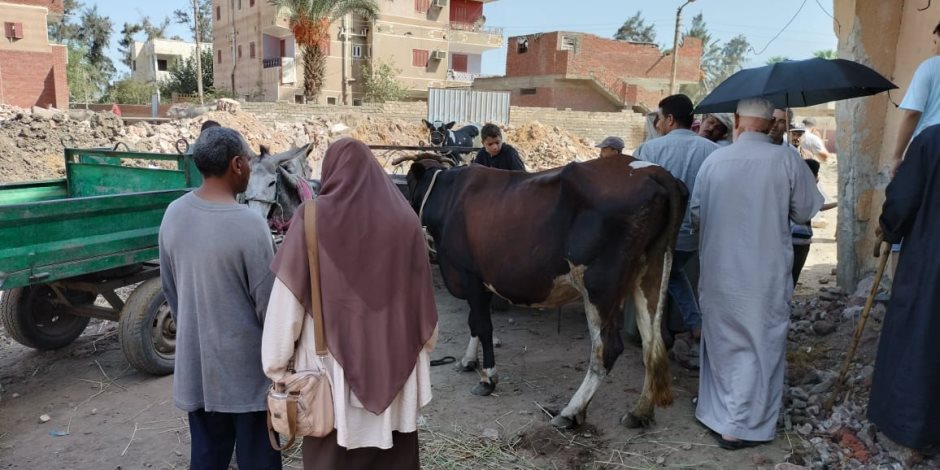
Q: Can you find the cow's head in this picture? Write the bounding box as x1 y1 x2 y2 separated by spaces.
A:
243 144 315 232
393 153 450 213
422 119 456 147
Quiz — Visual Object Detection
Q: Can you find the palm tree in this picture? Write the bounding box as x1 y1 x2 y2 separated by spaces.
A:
813 49 837 60
271 0 379 100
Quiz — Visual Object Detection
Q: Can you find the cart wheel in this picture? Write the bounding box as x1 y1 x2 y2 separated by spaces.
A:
0 286 93 350
119 278 175 375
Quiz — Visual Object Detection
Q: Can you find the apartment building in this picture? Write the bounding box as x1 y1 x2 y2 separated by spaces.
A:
0 0 67 108
211 0 502 103
132 38 213 84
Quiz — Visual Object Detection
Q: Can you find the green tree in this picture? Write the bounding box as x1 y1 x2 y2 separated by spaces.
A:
103 78 156 105
614 11 657 44
680 14 750 100
75 5 115 78
766 56 790 65
160 48 215 96
813 49 837 60
48 0 80 43
67 44 108 103
272 0 379 100
174 0 213 43
362 59 407 103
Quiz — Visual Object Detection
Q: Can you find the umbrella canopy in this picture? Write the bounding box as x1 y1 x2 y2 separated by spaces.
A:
694 58 897 114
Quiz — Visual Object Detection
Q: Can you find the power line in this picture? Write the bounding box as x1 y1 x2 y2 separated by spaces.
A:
814 0 842 36
749 0 809 55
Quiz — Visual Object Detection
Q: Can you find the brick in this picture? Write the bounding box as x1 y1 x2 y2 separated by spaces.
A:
0 47 68 109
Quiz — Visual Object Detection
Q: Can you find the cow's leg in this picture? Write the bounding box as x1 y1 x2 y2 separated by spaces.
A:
622 249 675 429
465 281 498 396
455 335 479 372
551 294 606 429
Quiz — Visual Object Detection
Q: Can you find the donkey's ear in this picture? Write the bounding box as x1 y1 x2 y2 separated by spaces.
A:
259 144 270 157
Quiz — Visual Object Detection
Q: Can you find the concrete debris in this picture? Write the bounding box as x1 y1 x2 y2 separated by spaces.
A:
39 414 50 423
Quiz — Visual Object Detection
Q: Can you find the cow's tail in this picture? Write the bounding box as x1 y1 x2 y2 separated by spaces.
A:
647 170 689 408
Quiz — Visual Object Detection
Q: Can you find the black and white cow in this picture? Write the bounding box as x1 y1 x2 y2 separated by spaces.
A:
422 119 480 164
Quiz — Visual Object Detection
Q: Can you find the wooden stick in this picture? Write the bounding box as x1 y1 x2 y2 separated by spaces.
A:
826 239 890 411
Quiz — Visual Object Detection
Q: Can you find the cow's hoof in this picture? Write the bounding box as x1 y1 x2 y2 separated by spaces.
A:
620 412 653 429
550 415 578 429
471 381 496 396
455 360 477 373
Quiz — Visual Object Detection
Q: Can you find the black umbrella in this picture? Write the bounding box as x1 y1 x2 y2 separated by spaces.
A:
694 58 897 113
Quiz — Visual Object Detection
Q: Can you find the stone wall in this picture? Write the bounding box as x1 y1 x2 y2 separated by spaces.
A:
833 0 935 290
240 101 648 149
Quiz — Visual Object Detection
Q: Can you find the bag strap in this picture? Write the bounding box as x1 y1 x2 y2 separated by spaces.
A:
267 400 298 451
304 201 328 356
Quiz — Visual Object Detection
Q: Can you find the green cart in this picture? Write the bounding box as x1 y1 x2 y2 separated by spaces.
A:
0 148 202 375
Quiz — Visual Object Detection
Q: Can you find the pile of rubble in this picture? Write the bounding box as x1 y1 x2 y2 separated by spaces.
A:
0 103 599 184
781 275 935 469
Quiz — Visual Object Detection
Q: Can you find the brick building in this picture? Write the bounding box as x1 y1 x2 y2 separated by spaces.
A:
0 0 67 109
212 0 502 104
473 32 702 112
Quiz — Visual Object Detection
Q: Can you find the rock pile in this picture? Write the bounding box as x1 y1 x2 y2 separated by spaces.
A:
782 281 935 469
0 105 602 184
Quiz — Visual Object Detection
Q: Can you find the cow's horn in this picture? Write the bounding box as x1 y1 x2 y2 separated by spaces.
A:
391 155 419 165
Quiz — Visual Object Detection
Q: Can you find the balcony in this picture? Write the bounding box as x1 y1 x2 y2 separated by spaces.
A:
263 6 292 37
263 57 283 68
446 23 503 53
262 57 297 85
447 70 482 83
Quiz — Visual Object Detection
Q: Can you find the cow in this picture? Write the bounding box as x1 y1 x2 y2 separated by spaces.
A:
400 153 687 429
422 119 480 164
243 144 316 233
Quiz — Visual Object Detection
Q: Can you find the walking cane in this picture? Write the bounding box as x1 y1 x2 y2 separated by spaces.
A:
825 235 890 411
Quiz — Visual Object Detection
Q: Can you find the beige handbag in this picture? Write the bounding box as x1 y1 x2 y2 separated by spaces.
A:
267 200 334 451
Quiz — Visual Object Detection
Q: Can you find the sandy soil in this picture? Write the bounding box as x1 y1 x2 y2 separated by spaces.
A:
0 161 844 469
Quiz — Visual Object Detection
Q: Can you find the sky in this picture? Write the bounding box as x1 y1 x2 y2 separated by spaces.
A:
92 0 839 77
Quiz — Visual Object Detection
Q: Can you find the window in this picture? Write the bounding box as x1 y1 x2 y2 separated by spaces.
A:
217 49 222 64
216 6 221 20
157 59 168 71
561 35 577 51
517 38 528 54
237 0 242 9
327 97 337 105
520 87 537 95
451 53 467 73
352 45 363 58
250 0 255 6
132 60 137 71
353 99 363 106
238 45 243 59
4 22 23 40
412 49 429 67
415 0 430 13
250 42 256 59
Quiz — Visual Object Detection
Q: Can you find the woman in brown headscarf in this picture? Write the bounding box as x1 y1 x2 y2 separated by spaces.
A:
261 138 438 469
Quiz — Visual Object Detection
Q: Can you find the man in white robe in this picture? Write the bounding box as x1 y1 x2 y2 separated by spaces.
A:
690 98 824 449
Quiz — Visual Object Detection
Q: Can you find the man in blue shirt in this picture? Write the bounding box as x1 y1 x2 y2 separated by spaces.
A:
634 94 719 341
890 20 940 177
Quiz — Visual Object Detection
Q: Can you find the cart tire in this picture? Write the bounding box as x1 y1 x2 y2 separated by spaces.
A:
119 278 175 375
0 286 92 350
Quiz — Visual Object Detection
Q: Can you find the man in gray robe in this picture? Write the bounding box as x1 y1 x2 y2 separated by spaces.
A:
690 98 824 449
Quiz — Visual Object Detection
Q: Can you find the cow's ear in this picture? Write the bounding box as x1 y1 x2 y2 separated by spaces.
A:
445 121 456 129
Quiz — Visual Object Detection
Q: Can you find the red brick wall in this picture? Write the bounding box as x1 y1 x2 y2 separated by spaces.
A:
0 47 68 108
502 80 622 112
3 0 62 14
507 32 701 82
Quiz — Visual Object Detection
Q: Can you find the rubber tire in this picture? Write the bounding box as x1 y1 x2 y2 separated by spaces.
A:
119 277 175 375
0 286 91 350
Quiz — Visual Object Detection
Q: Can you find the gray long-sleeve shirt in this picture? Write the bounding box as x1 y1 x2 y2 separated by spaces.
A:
159 192 275 413
634 129 719 252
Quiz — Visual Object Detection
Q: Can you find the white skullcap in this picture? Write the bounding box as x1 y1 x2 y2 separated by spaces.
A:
736 98 775 120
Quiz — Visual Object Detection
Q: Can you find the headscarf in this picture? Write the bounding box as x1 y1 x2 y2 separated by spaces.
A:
270 138 438 415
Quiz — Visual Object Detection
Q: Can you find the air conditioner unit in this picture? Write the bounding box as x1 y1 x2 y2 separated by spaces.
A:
431 50 447 60
431 0 447 7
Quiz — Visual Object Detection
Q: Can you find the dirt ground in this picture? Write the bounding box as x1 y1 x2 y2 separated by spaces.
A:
0 161 845 469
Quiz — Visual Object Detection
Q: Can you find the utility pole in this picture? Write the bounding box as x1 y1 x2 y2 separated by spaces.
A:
230 0 237 96
193 0 204 105
669 0 696 95
341 14 350 105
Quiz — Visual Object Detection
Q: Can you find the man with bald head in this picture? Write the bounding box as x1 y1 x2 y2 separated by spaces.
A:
690 98 824 450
